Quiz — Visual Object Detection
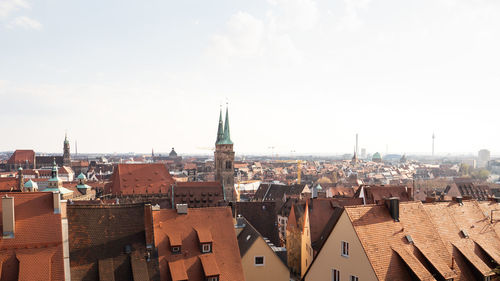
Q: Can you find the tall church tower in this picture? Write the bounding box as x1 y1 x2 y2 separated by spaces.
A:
215 106 235 201
63 133 71 167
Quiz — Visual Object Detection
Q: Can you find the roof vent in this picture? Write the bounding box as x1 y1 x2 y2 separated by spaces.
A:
405 235 414 244
176 204 188 214
454 196 463 205
460 229 469 238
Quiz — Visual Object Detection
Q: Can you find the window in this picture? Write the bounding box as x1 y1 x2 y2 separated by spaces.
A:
171 246 181 254
207 276 219 281
254 256 264 266
226 161 232 170
350 275 359 281
341 241 349 257
202 243 212 253
332 269 340 281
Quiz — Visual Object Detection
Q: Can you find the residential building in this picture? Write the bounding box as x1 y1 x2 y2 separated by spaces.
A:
0 192 66 280
236 216 289 281
67 203 158 281
152 206 245 281
303 199 500 281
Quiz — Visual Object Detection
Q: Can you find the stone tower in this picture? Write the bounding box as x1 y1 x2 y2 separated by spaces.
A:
63 133 71 167
215 106 235 201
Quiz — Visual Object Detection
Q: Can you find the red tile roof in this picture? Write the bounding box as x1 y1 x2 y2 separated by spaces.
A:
153 207 244 281
0 192 65 280
0 177 19 191
345 202 457 280
107 163 175 195
7 150 35 165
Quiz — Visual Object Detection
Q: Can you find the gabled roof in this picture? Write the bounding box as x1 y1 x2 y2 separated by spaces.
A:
153 207 244 281
108 163 175 195
67 203 158 280
235 201 280 246
236 216 288 267
7 150 35 165
355 185 411 204
344 202 458 280
0 192 65 280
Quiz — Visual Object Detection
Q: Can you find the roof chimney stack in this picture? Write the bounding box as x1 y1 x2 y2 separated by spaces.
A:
235 214 245 228
176 204 188 214
2 196 15 238
454 196 463 205
385 197 399 222
53 192 61 214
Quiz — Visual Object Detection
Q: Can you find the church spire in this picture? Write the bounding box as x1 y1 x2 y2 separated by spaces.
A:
215 106 224 145
222 104 233 145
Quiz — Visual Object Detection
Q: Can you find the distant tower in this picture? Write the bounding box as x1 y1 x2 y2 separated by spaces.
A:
432 133 435 157
63 133 71 166
214 105 235 201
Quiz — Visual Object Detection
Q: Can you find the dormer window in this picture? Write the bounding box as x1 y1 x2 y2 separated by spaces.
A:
202 243 212 253
171 246 181 254
206 276 219 281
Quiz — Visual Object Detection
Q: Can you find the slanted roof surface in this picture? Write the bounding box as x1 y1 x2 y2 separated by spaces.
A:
153 207 244 281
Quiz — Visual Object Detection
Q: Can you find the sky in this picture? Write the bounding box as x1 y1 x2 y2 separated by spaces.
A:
0 0 499 156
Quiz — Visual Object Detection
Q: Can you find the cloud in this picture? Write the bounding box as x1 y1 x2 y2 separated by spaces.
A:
0 0 29 19
206 0 319 65
7 15 41 29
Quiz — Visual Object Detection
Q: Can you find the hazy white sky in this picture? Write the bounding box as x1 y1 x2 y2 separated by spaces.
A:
0 0 499 155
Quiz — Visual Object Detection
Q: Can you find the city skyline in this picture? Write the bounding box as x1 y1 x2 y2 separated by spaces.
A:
1 0 499 154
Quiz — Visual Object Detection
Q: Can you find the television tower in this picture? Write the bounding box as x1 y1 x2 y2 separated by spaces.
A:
432 133 435 156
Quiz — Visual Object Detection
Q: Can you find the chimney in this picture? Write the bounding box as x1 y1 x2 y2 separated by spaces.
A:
2 196 15 238
454 196 463 205
53 192 61 214
385 197 400 222
176 204 188 214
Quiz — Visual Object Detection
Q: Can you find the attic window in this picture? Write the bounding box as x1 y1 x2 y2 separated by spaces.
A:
202 243 212 253
171 246 181 254
206 277 219 281
254 256 264 266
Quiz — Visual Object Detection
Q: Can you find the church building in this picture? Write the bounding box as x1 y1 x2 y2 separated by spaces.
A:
215 106 236 201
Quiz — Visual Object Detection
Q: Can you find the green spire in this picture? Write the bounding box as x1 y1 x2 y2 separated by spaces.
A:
221 106 233 145
64 132 69 145
215 107 224 145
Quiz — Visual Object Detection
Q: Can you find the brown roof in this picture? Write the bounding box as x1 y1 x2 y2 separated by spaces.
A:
153 207 244 281
424 201 499 279
345 202 458 280
235 201 280 246
355 185 412 204
0 177 19 191
7 150 35 165
168 259 188 281
107 163 175 195
0 192 65 280
67 203 159 280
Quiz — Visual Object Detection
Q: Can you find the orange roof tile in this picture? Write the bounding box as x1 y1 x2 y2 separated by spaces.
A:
0 192 64 280
199 254 221 277
168 260 188 281
7 150 35 165
195 228 213 244
108 163 175 195
153 207 244 281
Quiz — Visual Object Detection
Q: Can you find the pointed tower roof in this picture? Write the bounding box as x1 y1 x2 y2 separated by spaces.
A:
64 133 69 145
287 204 298 230
215 107 224 145
220 105 233 145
